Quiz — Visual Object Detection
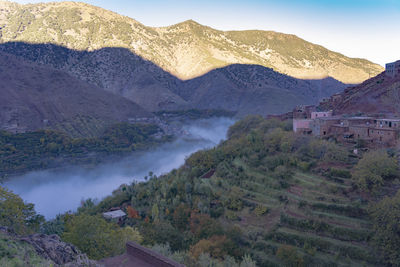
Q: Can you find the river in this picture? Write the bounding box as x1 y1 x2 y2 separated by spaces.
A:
4 117 234 219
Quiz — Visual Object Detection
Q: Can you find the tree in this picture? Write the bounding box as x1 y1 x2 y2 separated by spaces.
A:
276 245 304 267
190 235 235 259
352 150 399 192
0 186 44 235
369 190 400 265
190 212 223 239
126 206 140 219
172 203 191 231
62 214 142 259
151 203 160 222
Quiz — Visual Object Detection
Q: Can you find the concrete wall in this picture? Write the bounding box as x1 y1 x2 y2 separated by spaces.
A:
310 118 340 136
293 119 312 133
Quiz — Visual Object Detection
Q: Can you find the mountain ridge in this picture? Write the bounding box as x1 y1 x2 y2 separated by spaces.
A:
0 41 347 118
320 72 400 116
0 0 383 84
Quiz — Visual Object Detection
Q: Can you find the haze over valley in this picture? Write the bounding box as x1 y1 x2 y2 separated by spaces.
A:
5 117 234 218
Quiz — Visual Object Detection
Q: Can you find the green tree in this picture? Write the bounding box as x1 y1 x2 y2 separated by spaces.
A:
276 245 304 267
62 214 142 259
352 150 399 192
152 203 160 222
369 190 400 265
0 186 44 235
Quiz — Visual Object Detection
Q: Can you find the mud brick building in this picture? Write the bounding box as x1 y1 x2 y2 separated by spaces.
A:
292 106 400 148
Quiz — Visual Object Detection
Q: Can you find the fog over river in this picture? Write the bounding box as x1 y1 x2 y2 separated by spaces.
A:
4 117 235 219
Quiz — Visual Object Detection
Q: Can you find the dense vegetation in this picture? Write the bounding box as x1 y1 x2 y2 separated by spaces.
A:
0 123 170 178
2 116 399 266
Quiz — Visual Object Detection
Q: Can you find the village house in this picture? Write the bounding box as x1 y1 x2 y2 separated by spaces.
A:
386 60 400 77
103 209 126 223
292 106 400 148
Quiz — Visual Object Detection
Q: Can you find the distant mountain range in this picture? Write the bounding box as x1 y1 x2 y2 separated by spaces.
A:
0 1 382 84
320 72 400 116
0 1 385 136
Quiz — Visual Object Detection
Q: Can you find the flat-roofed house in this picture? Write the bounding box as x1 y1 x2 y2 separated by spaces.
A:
386 60 400 77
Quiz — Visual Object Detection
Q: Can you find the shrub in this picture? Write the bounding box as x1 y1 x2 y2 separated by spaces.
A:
254 205 268 216
0 186 44 235
369 190 400 265
62 214 142 259
276 245 304 267
352 150 399 192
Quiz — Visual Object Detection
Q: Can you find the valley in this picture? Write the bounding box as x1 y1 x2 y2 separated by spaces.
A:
0 1 398 266
4 117 234 218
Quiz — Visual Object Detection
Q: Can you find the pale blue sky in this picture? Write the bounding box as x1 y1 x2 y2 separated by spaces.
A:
12 0 400 65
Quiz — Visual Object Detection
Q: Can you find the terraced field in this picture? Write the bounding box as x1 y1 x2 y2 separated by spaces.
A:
218 158 375 266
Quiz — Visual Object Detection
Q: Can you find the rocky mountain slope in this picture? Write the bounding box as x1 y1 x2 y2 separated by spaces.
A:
320 72 400 115
0 50 151 136
0 42 347 117
0 1 383 84
181 64 347 116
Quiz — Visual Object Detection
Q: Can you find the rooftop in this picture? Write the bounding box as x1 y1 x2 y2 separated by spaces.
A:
100 242 184 267
103 210 126 219
376 118 400 122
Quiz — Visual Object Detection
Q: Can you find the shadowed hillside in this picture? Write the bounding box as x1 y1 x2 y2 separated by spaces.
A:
0 42 347 120
0 50 151 136
320 72 400 115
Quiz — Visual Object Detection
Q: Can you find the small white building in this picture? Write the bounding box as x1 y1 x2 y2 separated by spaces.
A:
385 60 400 77
103 209 126 220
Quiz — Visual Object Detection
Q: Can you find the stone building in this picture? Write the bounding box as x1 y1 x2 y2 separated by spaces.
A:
293 105 316 133
386 60 400 77
292 106 400 147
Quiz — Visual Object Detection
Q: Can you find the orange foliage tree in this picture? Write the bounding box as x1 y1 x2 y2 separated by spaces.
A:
126 206 140 219
190 235 235 259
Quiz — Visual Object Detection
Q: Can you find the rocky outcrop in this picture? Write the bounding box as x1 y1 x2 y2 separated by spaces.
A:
0 227 99 267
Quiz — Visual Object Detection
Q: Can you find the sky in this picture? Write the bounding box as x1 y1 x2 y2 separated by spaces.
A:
13 0 400 66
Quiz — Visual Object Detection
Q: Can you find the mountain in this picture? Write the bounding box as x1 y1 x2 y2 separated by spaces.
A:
0 50 151 136
181 64 347 116
320 72 400 115
0 1 383 84
0 42 347 116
